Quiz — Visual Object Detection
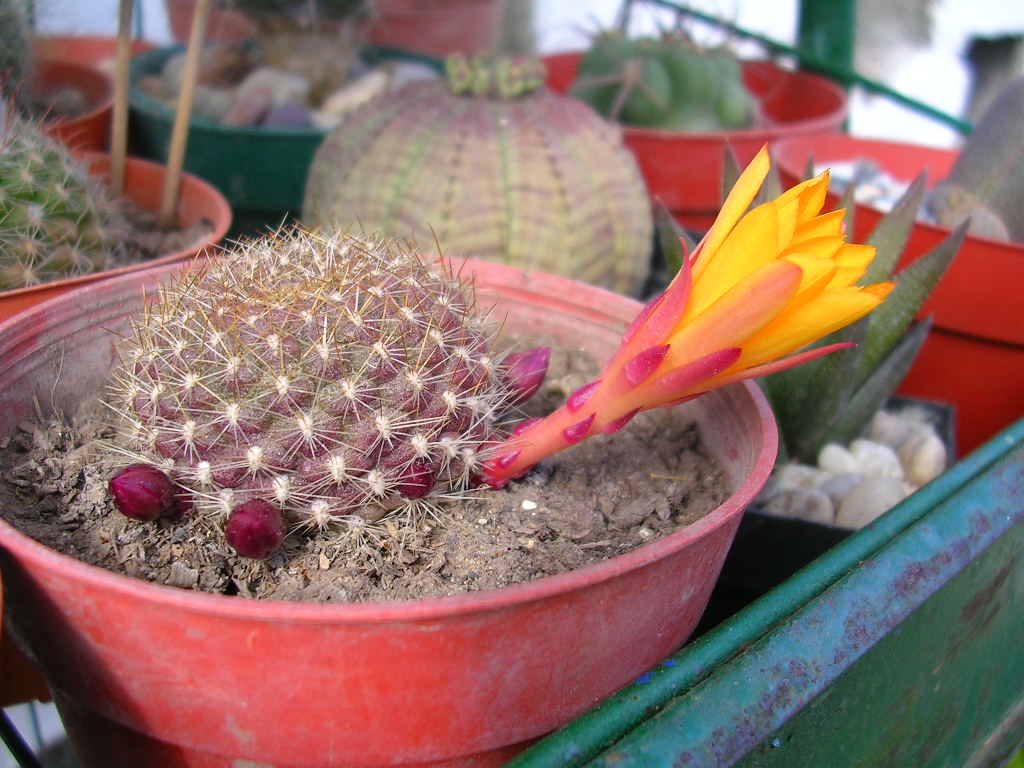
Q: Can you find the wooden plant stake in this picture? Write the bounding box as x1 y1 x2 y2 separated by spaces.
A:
158 0 212 227
109 0 134 197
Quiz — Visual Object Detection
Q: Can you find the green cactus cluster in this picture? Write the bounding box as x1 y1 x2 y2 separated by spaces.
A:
106 229 538 552
302 53 653 297
570 31 756 132
0 110 134 291
0 0 31 97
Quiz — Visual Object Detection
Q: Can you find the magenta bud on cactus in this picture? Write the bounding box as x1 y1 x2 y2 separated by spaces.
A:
108 463 177 521
501 347 551 406
225 500 286 559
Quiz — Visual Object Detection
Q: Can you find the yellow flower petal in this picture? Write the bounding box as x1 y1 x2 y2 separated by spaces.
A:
695 146 770 280
685 202 782 319
792 209 845 242
669 260 802 366
735 287 888 368
782 254 838 303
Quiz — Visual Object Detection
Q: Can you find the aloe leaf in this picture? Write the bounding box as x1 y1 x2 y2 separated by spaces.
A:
654 201 695 274
721 145 742 205
862 172 927 284
858 221 966 382
827 318 933 447
760 322 866 464
839 176 856 233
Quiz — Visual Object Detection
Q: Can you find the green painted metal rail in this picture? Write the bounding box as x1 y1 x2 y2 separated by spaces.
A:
510 418 1024 767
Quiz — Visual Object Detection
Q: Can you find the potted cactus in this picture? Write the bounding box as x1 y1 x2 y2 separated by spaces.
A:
0 150 896 765
543 28 848 232
0 107 232 322
772 80 1024 455
303 53 654 297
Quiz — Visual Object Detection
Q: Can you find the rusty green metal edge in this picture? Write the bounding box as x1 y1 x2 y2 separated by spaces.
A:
508 418 1024 768
582 430 1024 767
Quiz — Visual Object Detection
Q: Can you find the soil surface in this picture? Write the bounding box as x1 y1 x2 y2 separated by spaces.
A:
0 340 727 603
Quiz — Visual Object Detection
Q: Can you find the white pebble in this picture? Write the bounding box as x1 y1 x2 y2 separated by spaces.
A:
756 463 823 504
850 439 904 480
520 499 538 511
866 410 914 450
816 472 865 507
898 428 947 486
818 443 858 474
835 476 906 529
763 488 835 525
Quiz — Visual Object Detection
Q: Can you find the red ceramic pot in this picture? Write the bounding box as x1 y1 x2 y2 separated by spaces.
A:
30 58 113 151
772 132 1024 455
0 152 231 324
0 260 776 767
544 52 848 231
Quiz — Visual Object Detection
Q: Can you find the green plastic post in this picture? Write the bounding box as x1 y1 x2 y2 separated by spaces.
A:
797 0 855 80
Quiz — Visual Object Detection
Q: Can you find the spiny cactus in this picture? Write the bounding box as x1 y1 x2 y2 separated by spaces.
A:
571 31 756 132
0 110 134 291
924 75 1024 243
0 0 31 97
302 53 653 297
106 229 550 557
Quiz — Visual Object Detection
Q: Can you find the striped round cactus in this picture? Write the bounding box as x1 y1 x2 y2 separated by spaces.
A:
106 229 550 557
302 54 653 297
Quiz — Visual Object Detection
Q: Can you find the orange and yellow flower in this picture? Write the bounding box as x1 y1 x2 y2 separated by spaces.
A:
481 146 895 487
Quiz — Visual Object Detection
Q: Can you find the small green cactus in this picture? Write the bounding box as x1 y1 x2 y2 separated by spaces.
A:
302 53 653 297
0 0 31 97
755 162 966 464
106 229 550 557
924 75 1024 243
0 110 134 291
571 31 756 132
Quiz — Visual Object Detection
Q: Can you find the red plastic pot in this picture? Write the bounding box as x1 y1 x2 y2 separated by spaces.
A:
772 132 1024 455
0 152 231 324
365 0 502 58
0 260 777 767
33 35 155 69
31 58 114 151
544 52 848 231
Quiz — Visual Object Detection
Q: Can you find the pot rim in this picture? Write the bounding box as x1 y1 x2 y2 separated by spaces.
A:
0 260 778 624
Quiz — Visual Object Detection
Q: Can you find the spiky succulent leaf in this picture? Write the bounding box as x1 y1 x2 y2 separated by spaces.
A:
857 221 966 383
862 173 927 284
825 318 933 448
654 201 694 275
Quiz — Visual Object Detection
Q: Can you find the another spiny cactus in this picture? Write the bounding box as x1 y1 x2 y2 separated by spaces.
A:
106 229 550 556
924 75 1024 243
571 32 756 132
0 110 133 291
0 0 31 97
302 54 653 297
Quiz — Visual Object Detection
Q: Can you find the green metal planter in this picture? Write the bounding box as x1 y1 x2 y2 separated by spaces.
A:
510 417 1024 768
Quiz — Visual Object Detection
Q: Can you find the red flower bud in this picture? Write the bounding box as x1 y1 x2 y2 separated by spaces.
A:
225 500 286 559
109 464 177 521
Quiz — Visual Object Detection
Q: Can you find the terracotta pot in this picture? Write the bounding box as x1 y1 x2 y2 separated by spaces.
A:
33 35 155 69
30 58 114 151
544 52 849 232
772 132 1024 455
365 0 502 58
0 260 777 767
0 152 232 325
164 0 257 43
